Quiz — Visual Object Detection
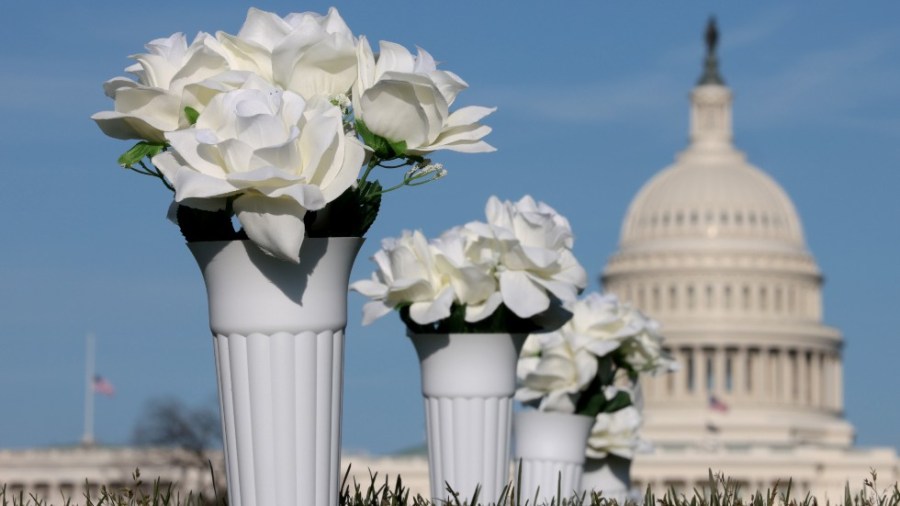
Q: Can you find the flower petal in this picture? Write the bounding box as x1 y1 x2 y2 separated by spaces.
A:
233 193 307 263
500 270 550 319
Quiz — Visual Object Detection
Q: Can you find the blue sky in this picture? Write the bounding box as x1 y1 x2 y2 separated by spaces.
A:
0 1 898 456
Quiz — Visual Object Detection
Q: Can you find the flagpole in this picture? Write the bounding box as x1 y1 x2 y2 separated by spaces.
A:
81 332 95 446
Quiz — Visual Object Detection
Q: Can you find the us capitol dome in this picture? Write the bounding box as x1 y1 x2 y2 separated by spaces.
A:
600 19 897 498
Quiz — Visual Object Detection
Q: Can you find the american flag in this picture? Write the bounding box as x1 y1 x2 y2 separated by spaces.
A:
708 395 729 413
93 375 115 396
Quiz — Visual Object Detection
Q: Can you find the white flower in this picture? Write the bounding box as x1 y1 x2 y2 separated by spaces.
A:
430 227 501 321
350 230 455 326
586 406 643 459
218 7 358 100
563 293 644 358
562 292 676 375
153 77 364 262
354 37 495 154
516 331 599 413
92 32 233 143
618 315 677 375
472 195 588 319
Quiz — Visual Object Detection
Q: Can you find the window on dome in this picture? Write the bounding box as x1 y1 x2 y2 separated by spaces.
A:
652 286 661 312
724 285 732 309
706 285 714 309
669 285 678 310
705 210 714 223
676 211 684 225
720 211 729 225
687 285 696 309
651 214 658 227
775 286 784 312
761 213 770 227
749 211 757 225
759 286 768 311
690 211 699 225
662 212 671 226
735 211 743 225
637 285 646 309
742 285 751 310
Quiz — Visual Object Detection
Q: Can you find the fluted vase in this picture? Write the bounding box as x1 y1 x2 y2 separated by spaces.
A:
190 238 363 506
408 332 526 505
581 455 632 503
514 410 594 504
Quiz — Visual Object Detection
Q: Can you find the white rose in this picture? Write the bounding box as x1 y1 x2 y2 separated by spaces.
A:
473 195 588 319
586 406 643 459
354 37 495 154
618 314 677 375
218 7 358 99
515 331 598 413
565 293 675 374
350 230 454 326
93 32 232 143
153 77 364 262
563 293 640 357
431 226 502 323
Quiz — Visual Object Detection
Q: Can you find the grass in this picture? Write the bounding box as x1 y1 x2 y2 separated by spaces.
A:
1 468 897 506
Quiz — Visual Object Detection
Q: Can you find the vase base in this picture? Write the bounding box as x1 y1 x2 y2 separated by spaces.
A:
214 329 345 506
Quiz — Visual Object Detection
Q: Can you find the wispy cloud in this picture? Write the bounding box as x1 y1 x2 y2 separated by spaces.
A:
477 72 682 125
738 29 900 133
471 6 800 127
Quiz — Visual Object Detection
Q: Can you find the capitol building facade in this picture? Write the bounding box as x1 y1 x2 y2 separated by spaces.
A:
602 22 897 500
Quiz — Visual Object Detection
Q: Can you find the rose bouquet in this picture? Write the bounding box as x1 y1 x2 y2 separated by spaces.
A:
93 7 494 263
516 292 675 454
351 195 588 333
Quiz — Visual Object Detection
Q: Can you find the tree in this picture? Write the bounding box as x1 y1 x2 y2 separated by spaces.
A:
132 397 222 467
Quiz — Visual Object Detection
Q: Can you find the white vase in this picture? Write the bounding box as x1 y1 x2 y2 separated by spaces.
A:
190 238 363 506
581 455 632 503
408 332 526 504
514 410 594 504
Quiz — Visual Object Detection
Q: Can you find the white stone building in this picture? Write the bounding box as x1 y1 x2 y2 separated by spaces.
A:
0 446 223 504
600 20 898 501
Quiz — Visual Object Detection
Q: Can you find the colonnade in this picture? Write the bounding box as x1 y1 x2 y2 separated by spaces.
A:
643 344 843 413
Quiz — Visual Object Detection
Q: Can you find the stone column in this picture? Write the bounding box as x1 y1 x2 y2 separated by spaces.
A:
700 349 711 396
755 348 768 403
733 347 747 399
822 353 834 411
809 350 821 409
672 348 687 399
834 353 844 413
797 349 808 405
780 348 793 404
714 346 727 397
693 348 704 399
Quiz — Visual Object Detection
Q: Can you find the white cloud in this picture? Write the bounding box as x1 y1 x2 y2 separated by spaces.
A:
737 29 900 133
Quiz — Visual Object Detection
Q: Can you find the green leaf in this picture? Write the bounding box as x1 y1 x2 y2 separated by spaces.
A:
117 141 166 168
388 139 407 157
184 106 200 125
304 180 382 238
355 119 406 159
